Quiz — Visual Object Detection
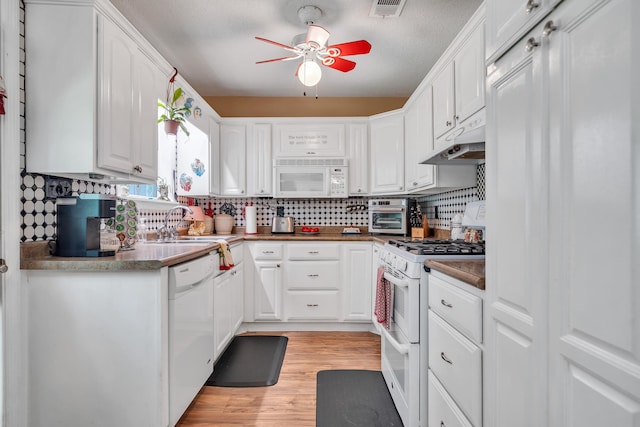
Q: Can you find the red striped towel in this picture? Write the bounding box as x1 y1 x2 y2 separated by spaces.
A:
374 266 393 330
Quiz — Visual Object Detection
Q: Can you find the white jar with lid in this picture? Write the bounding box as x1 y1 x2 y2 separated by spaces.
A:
450 213 465 240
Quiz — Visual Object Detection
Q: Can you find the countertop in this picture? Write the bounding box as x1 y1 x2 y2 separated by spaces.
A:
425 259 486 290
20 231 395 271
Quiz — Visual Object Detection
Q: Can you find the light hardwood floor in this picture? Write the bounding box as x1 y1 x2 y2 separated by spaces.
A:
177 331 382 427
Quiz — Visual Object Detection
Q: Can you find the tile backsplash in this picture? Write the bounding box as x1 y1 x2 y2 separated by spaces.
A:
19 163 485 241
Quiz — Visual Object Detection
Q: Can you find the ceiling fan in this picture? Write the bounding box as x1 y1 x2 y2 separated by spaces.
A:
255 5 372 87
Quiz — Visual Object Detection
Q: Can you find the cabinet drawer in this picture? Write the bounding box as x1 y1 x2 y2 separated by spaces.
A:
429 274 482 343
285 291 340 320
286 261 340 290
428 370 473 427
287 244 340 260
429 310 482 427
251 243 283 260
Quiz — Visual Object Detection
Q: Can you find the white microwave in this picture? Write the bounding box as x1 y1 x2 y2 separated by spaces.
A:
273 158 348 198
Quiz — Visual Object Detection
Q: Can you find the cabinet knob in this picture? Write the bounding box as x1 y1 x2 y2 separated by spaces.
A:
455 115 459 121
133 165 142 174
542 20 557 37
412 181 418 186
0 259 8 274
277 264 280 268
445 120 452 126
525 0 539 14
241 190 245 194
525 37 540 52
441 422 445 427
260 189 264 193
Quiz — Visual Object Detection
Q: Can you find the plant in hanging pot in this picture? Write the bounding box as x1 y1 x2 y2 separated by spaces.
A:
158 87 191 136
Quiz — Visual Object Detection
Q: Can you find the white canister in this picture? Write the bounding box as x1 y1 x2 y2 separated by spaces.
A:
450 213 465 240
244 206 257 234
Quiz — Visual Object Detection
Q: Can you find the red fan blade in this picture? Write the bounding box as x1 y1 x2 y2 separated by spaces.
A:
306 25 331 49
322 56 357 72
326 40 372 57
256 55 300 64
255 36 298 53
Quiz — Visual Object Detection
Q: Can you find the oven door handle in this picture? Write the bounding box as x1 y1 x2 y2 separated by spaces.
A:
380 327 410 355
384 272 409 288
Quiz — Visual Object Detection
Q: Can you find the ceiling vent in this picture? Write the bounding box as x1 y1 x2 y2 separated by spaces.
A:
369 0 407 18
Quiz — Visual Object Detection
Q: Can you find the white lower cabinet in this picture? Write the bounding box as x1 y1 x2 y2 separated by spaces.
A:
245 241 372 324
213 243 244 360
428 270 484 426
429 371 473 427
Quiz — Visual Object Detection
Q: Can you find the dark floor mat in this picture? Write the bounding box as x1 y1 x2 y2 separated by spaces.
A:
206 335 288 387
316 370 403 427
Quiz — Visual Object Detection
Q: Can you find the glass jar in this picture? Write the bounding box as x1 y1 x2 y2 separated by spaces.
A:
100 218 119 252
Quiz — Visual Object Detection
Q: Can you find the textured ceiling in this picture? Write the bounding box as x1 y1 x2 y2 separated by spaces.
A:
109 0 483 98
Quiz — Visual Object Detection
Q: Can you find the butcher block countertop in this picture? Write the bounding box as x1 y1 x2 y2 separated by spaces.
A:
21 227 394 271
425 259 486 290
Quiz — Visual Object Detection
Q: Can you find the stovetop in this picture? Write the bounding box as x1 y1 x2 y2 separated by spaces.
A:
387 239 485 256
381 239 485 277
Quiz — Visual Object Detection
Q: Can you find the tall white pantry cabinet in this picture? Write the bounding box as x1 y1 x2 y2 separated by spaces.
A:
485 0 640 426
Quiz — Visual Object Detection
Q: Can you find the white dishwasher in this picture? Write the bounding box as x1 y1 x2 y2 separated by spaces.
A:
169 252 218 426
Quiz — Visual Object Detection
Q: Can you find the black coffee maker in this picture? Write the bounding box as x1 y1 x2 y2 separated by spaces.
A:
55 194 117 257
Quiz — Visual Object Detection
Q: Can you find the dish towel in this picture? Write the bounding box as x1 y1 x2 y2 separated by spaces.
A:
374 266 393 330
219 242 235 270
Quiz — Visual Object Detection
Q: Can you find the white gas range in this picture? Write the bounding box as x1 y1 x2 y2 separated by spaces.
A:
377 201 485 427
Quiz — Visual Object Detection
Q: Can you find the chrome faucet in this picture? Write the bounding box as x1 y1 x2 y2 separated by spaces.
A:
157 205 193 241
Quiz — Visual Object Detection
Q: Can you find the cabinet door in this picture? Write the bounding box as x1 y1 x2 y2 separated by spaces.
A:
209 118 221 195
347 123 368 195
220 124 246 196
369 113 405 194
131 50 161 181
273 123 345 157
486 0 561 63
404 86 435 191
98 15 136 175
454 23 485 125
253 262 282 321
485 21 548 427
341 244 372 321
230 268 244 332
546 1 640 426
214 272 233 359
246 123 272 196
432 62 455 139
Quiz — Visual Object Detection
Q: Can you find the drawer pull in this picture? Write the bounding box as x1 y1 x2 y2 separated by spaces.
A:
306 304 319 307
441 422 445 427
441 352 453 365
262 250 274 254
308 251 319 254
440 299 453 308
307 274 319 278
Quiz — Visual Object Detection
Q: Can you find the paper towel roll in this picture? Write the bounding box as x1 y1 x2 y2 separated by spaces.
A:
245 206 257 234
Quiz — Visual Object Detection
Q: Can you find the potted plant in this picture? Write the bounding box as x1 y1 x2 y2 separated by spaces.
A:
158 87 191 136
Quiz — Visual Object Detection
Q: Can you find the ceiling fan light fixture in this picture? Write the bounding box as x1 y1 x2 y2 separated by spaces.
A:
297 59 322 87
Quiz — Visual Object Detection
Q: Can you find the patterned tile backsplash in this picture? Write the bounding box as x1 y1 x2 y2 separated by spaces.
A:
19 164 485 241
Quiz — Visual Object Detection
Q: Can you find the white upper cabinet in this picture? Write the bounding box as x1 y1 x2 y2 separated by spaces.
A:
347 123 369 195
273 123 346 157
369 112 405 195
404 86 436 191
220 123 247 196
432 20 486 144
486 0 562 64
246 123 273 197
25 0 163 183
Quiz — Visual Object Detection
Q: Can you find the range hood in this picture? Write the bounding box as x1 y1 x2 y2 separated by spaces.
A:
421 110 486 165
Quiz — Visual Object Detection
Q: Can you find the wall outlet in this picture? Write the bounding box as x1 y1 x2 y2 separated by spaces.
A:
44 177 73 199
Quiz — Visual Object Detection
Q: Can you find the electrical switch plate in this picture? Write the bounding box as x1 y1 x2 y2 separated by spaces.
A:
44 177 73 199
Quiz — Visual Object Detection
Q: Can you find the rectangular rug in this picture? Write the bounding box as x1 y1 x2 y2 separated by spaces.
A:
316 370 403 427
206 335 288 387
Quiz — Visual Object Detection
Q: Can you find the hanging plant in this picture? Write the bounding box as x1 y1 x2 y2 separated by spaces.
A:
158 68 192 136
